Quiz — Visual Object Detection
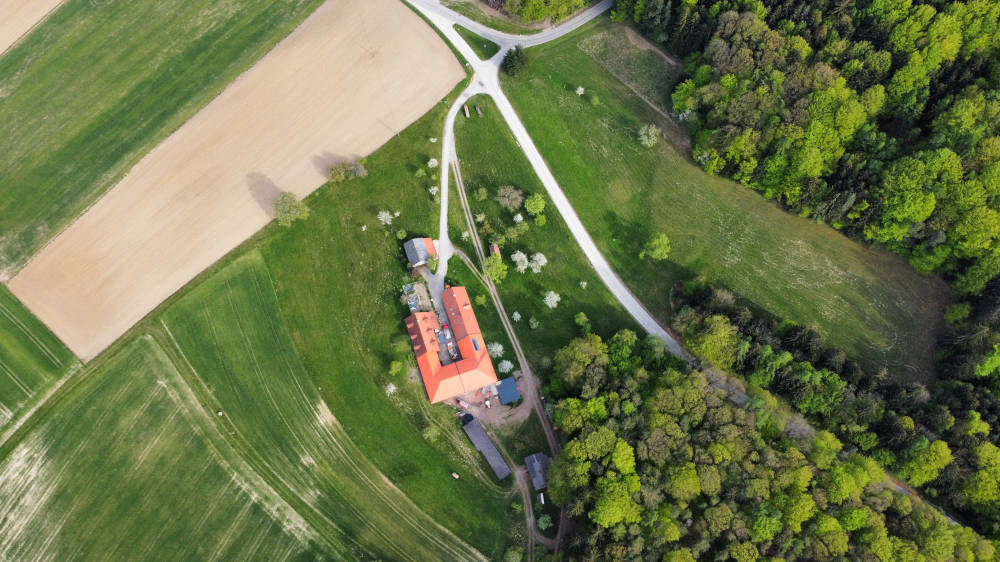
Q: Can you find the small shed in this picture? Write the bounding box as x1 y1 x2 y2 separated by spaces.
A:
463 419 511 480
497 377 520 405
525 452 552 491
403 238 438 267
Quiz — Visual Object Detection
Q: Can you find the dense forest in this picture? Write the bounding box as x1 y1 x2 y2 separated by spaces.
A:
546 329 996 560
584 0 1000 541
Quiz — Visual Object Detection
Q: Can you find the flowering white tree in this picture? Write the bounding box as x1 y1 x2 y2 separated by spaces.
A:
430 137 438 143
427 158 439 169
530 252 548 273
377 210 393 226
429 186 439 196
511 311 521 322
575 86 585 96
361 224 367 231
513 213 524 223
579 281 588 289
498 360 514 374
543 291 561 309
511 251 529 273
461 230 471 241
393 210 400 217
487 342 504 358
475 213 486 223
385 383 397 396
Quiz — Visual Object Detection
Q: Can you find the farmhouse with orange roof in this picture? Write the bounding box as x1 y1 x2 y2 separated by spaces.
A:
404 286 498 403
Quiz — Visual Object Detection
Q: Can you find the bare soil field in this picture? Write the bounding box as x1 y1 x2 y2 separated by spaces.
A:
8 0 464 360
0 0 63 55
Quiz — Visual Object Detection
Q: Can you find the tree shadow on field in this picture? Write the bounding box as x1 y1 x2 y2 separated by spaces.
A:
247 172 280 217
311 150 356 177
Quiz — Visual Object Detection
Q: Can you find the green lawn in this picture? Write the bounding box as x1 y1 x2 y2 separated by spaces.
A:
455 24 500 60
257 90 515 557
0 0 322 275
501 19 950 380
454 95 638 367
0 286 79 435
442 0 542 35
162 251 490 561
0 337 320 560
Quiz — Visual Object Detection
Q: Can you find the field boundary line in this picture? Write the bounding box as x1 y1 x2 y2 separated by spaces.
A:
0 301 62 367
0 362 80 451
0 0 67 58
158 321 372 559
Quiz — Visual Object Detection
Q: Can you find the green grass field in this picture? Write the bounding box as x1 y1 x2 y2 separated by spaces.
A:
454 96 637 366
0 286 78 435
0 337 321 560
0 78 518 558
455 24 499 60
501 20 950 380
0 0 322 275
161 251 490 561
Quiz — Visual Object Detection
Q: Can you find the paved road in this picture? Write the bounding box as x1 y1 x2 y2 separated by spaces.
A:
411 0 689 360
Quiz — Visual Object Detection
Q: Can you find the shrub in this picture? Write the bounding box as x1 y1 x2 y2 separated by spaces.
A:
501 46 527 75
274 191 309 227
525 193 546 216
638 123 661 147
496 185 524 210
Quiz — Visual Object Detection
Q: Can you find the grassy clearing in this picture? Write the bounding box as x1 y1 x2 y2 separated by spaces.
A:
0 286 78 433
577 27 680 116
0 337 319 561
455 24 500 60
0 0 322 274
162 251 489 561
501 19 949 380
454 95 638 367
442 0 543 35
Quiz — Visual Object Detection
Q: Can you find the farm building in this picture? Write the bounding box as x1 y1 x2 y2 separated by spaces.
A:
497 377 520 405
525 452 551 491
404 286 498 403
403 237 438 267
463 418 511 480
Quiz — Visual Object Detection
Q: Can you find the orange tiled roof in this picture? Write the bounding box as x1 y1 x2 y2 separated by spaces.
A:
404 286 497 403
423 238 438 259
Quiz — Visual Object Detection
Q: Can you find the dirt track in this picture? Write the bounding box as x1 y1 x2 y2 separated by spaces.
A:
0 0 63 56
7 0 464 360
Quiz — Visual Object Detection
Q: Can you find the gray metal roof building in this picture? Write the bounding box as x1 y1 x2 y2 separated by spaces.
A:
525 452 551 491
462 419 511 480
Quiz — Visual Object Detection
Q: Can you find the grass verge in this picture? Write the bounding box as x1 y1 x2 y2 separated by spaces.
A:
500 19 949 380
455 24 500 59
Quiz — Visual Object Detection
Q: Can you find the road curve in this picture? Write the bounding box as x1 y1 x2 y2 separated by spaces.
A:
410 0 690 360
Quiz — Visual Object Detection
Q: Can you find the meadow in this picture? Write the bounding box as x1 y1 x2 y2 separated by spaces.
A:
0 286 77 436
453 95 638 366
0 0 323 275
501 20 950 380
441 0 542 34
0 337 321 561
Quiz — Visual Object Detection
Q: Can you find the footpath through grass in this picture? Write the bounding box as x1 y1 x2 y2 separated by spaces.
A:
501 19 950 380
0 337 319 561
455 24 499 60
454 95 637 367
0 286 78 435
0 0 322 274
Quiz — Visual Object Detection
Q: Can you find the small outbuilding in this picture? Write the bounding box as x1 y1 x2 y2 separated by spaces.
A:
403 238 438 267
497 377 520 405
463 418 511 480
525 452 552 491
